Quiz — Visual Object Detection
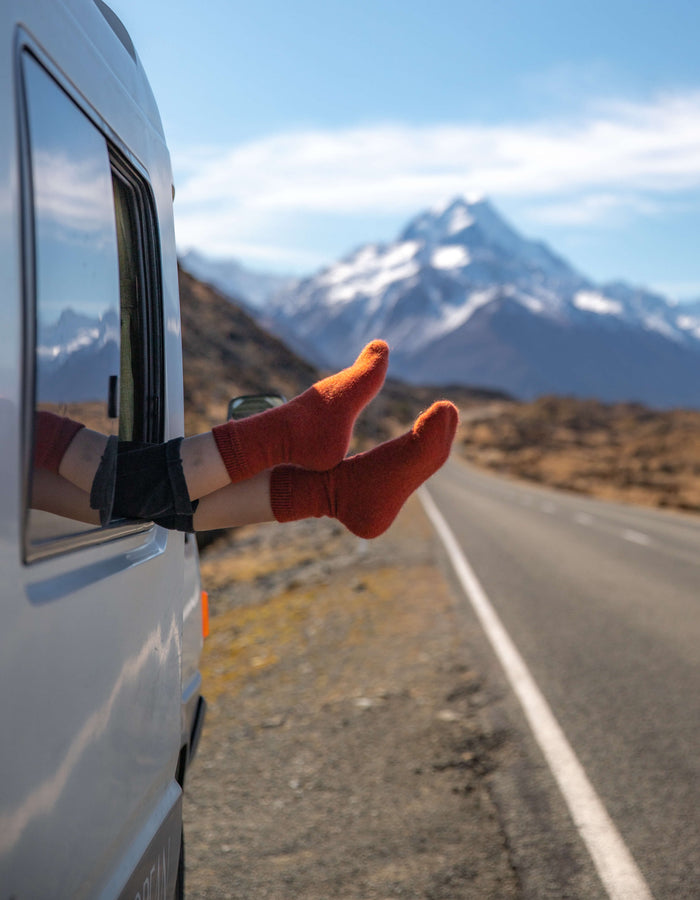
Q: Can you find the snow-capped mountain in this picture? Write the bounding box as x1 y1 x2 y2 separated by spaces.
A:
266 197 700 409
37 307 120 404
179 249 297 311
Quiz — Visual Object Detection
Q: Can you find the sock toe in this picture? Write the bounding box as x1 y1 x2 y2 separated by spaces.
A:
336 400 458 538
414 401 459 453
362 339 389 363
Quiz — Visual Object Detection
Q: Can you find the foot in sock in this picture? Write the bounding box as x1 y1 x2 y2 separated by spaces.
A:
270 400 459 539
212 340 389 483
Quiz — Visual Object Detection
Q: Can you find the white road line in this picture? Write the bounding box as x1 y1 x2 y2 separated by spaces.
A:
622 529 651 546
420 487 654 900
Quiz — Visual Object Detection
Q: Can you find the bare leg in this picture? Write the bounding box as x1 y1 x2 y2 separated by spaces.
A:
52 424 225 500
192 470 274 531
58 428 109 493
180 432 230 499
31 469 101 526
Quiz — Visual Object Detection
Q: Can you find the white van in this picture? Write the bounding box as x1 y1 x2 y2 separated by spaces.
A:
0 1 206 897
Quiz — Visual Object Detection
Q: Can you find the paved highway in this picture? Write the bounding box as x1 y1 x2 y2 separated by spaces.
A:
426 458 700 900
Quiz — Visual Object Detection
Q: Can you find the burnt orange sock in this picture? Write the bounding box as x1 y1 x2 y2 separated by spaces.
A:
212 340 389 482
270 401 458 539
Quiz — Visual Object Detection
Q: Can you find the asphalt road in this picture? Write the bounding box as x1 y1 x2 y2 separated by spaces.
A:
427 458 700 900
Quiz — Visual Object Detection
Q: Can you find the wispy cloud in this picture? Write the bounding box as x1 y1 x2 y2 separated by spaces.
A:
172 89 700 265
525 193 661 227
35 151 115 239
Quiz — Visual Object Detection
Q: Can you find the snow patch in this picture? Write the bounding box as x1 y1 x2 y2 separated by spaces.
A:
321 241 420 292
446 206 475 235
320 246 380 287
383 287 499 354
677 314 700 339
431 245 470 270
440 289 496 333
382 240 421 267
326 242 421 303
573 291 623 316
518 294 545 314
38 328 100 361
643 315 681 341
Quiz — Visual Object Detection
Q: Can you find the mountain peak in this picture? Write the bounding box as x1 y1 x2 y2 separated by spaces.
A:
399 195 577 285
401 195 518 250
429 194 489 222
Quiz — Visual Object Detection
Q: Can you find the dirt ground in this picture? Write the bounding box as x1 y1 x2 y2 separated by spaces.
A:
183 496 521 899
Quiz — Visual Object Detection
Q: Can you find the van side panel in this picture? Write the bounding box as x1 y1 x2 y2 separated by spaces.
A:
0 2 195 897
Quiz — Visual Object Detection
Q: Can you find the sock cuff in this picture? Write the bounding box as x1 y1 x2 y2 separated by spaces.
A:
269 465 295 522
34 411 85 473
212 421 249 481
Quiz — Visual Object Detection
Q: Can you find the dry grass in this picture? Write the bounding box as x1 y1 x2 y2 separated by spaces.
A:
459 395 700 512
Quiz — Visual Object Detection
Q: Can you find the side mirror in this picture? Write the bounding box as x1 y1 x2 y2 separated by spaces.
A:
227 393 286 421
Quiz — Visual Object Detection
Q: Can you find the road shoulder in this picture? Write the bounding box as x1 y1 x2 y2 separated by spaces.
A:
184 495 596 898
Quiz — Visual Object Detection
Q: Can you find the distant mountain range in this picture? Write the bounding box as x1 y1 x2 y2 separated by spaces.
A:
37 307 120 404
186 196 699 410
179 249 296 312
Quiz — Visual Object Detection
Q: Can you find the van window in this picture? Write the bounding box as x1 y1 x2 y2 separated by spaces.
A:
22 54 163 558
111 160 164 444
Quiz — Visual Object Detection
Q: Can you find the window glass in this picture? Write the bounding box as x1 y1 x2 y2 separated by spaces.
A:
26 55 120 434
113 172 139 439
22 54 157 553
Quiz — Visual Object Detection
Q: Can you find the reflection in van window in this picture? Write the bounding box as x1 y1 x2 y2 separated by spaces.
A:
25 56 121 436
22 56 123 549
23 55 162 555
24 56 121 547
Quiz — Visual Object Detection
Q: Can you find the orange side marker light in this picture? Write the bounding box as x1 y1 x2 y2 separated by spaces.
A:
201 590 209 639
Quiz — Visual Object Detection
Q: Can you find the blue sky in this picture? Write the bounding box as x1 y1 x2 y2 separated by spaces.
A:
110 0 700 299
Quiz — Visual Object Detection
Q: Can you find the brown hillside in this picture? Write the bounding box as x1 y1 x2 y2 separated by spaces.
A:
178 266 318 434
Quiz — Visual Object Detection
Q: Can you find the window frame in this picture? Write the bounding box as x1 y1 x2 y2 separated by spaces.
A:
110 152 165 446
18 39 165 564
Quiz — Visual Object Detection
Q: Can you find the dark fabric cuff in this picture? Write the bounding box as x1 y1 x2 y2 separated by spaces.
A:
89 435 119 527
151 438 199 531
90 437 197 530
150 502 199 533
